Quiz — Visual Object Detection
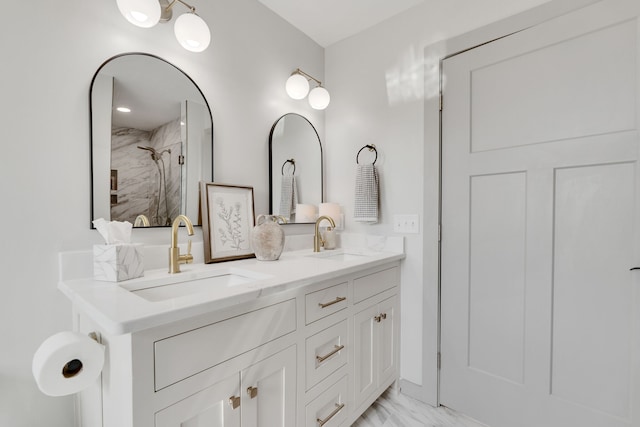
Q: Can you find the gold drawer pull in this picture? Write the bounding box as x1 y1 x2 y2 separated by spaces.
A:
247 386 258 399
317 403 345 426
316 344 345 363
318 296 346 309
229 395 240 409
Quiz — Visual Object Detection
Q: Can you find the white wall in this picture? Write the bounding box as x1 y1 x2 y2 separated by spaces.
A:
322 0 595 404
0 1 323 425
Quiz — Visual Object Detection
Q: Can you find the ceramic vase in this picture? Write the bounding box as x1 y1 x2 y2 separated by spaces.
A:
251 215 285 261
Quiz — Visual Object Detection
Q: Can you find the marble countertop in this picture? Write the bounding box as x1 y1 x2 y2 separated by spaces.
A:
58 235 404 336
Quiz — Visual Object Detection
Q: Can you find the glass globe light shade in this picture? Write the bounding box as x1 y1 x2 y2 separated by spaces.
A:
285 74 310 100
116 0 161 28
174 13 211 52
308 86 330 110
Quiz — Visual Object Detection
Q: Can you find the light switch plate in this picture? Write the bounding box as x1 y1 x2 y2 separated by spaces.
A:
393 214 420 233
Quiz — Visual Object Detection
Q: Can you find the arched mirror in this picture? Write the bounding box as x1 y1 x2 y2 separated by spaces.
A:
90 53 213 228
269 113 323 223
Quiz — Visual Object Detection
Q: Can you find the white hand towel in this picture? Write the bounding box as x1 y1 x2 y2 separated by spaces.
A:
354 164 379 223
279 175 298 220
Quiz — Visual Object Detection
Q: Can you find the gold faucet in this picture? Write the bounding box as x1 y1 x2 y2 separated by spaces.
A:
169 215 194 273
134 214 150 227
314 215 336 252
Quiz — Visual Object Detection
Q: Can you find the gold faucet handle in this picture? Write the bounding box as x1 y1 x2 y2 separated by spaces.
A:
184 239 193 264
176 240 194 265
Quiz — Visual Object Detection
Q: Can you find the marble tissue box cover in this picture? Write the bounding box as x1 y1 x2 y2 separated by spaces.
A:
93 243 144 282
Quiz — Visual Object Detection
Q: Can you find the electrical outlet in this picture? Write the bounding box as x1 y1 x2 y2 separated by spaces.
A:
393 214 420 233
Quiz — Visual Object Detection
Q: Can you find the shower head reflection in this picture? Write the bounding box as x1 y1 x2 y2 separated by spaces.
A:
137 145 171 161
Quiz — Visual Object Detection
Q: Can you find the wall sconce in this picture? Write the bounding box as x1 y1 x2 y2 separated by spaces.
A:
116 0 211 52
285 68 331 110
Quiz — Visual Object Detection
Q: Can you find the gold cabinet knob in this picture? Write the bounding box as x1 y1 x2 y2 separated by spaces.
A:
229 395 240 409
247 386 258 399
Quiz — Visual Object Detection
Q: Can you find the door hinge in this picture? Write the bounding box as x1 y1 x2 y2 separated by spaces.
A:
437 352 441 370
178 155 185 165
439 93 443 111
438 224 442 242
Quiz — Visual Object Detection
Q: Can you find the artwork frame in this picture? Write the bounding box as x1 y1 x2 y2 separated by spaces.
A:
200 182 256 263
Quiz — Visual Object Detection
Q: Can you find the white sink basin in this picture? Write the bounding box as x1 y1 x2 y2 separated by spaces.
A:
305 250 372 262
120 268 271 302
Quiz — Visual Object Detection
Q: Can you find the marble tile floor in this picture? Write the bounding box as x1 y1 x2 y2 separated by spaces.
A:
352 387 487 427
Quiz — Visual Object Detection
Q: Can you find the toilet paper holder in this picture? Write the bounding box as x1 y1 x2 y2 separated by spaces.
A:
88 331 101 343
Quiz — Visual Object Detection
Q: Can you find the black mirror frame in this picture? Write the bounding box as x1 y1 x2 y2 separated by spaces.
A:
89 52 214 229
268 113 324 222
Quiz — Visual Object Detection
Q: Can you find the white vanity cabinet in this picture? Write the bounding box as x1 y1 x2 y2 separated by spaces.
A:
299 264 400 427
84 296 298 427
72 259 401 427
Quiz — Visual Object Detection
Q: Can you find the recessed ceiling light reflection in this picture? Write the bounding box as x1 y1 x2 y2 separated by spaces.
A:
117 107 132 113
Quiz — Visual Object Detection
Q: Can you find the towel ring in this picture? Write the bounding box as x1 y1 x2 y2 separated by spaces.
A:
356 144 377 165
281 158 296 175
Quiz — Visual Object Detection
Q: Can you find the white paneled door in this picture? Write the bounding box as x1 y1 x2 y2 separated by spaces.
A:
440 1 640 427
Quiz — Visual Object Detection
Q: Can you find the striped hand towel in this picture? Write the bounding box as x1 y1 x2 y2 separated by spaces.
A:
279 175 298 220
354 164 379 223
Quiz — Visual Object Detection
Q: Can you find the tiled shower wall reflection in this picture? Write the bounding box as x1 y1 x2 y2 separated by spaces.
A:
111 119 182 226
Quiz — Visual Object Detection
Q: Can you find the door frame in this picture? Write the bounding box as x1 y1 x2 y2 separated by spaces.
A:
414 0 601 406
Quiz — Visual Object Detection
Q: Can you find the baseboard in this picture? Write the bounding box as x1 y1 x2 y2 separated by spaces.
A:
399 378 425 402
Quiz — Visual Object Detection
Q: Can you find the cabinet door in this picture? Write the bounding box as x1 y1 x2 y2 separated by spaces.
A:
378 295 397 386
241 345 296 427
353 303 379 409
354 295 398 410
155 373 241 427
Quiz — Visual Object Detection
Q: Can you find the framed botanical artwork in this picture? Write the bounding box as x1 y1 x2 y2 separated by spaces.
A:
200 182 256 263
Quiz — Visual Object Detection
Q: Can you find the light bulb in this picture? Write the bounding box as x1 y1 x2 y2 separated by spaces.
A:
285 73 310 100
116 0 161 28
308 86 330 110
174 13 211 52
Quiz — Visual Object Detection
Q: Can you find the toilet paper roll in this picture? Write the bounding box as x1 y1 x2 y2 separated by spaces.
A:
32 331 105 396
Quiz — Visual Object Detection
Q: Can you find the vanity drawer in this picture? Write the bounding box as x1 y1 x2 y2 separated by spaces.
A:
154 299 296 390
305 375 348 427
305 281 348 325
353 266 398 304
306 319 348 390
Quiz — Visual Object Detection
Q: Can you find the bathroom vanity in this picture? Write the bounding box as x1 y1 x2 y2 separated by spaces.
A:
59 241 403 427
